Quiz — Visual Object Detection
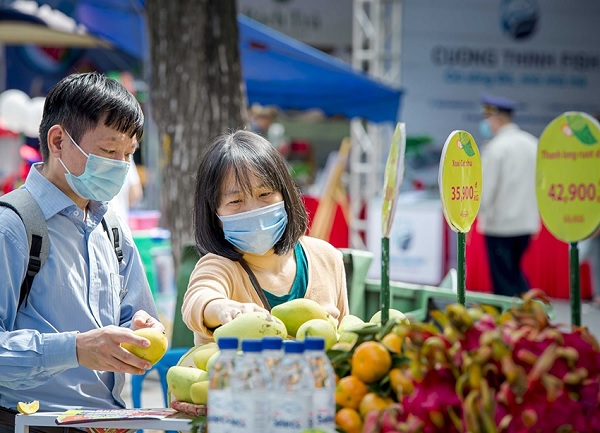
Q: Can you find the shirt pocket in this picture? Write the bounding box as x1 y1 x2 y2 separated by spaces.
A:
111 273 128 301
108 273 126 323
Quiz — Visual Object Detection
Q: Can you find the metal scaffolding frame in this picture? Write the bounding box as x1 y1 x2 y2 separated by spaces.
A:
349 0 402 248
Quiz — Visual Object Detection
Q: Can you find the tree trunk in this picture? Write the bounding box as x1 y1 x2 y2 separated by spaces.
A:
146 0 247 268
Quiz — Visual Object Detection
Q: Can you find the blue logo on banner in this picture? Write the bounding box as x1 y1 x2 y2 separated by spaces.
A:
499 0 539 40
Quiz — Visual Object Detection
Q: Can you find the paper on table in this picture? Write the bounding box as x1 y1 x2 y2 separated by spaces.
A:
55 408 177 425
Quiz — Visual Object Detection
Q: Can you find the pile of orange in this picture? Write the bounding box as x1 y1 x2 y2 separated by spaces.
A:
333 339 401 432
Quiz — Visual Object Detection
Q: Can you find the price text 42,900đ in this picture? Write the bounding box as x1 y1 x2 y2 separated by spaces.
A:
547 182 600 203
450 185 479 201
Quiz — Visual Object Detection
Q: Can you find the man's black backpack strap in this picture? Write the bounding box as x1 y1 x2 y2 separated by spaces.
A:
0 188 49 308
0 189 124 309
101 206 124 265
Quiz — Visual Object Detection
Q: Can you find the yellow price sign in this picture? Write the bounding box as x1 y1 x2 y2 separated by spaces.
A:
439 130 482 233
536 112 600 242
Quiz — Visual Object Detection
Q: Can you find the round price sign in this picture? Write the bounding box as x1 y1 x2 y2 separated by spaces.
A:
536 112 600 242
439 130 482 232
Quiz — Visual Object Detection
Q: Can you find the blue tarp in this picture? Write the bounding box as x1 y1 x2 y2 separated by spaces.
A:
238 15 402 123
4 1 403 123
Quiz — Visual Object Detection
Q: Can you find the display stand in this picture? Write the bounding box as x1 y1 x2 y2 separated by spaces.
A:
535 112 600 326
380 123 406 323
438 130 482 304
15 411 193 433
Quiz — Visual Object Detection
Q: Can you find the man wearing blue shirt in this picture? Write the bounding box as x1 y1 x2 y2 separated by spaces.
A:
0 73 164 432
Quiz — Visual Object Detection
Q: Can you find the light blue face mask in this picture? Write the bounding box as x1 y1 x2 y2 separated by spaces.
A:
218 201 288 255
479 120 493 140
58 129 130 202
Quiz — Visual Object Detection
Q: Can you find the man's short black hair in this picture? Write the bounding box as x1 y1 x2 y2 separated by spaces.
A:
193 130 308 260
38 72 144 161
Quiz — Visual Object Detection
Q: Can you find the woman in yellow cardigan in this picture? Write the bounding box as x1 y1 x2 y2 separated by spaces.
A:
182 130 348 344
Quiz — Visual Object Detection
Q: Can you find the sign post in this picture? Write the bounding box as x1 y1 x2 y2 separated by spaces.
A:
438 131 482 305
536 112 600 326
380 123 406 324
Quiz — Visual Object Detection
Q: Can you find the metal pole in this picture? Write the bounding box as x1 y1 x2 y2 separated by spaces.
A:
381 236 390 324
457 232 466 305
570 242 581 327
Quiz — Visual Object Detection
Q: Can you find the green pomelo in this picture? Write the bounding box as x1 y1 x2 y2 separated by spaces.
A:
190 380 210 405
213 311 287 342
369 308 409 326
121 328 168 365
166 366 208 404
338 314 365 333
338 330 358 345
296 319 338 350
271 298 329 337
327 314 338 330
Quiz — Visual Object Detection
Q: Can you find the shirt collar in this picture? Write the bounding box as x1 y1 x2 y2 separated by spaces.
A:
23 162 108 224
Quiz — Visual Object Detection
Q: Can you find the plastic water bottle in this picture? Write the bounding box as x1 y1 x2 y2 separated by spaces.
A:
269 340 314 432
207 337 238 433
261 335 284 379
231 339 272 432
304 336 336 432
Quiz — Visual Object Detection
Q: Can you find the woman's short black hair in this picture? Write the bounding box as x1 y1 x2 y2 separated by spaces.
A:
194 130 308 260
38 72 144 161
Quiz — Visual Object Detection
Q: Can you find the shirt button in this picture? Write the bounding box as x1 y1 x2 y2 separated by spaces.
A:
73 211 80 217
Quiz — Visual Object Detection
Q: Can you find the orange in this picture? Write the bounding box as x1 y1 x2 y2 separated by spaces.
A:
358 392 394 418
389 368 414 399
335 375 369 409
335 407 363 433
351 341 392 383
381 333 402 353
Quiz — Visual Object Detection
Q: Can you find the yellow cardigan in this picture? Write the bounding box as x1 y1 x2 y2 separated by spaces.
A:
182 236 349 344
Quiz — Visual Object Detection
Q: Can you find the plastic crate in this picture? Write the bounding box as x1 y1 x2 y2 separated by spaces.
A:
363 279 554 323
132 229 171 297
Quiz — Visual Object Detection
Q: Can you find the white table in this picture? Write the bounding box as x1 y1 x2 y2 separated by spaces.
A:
15 411 194 433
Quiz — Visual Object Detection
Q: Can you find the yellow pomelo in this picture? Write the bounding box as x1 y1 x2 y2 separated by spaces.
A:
190 380 210 405
205 350 221 372
192 343 220 370
271 298 329 337
296 318 338 350
17 400 39 415
121 328 168 365
213 311 287 342
166 366 208 403
175 343 215 368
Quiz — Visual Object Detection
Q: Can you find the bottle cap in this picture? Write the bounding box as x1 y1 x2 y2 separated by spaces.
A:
283 340 304 354
217 337 239 350
241 339 262 353
303 336 325 351
261 336 283 350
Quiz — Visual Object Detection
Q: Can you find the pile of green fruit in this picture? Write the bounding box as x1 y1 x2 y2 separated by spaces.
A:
166 298 342 406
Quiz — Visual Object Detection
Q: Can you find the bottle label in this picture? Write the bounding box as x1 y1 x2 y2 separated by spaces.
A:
270 391 311 432
312 388 336 430
230 390 268 433
207 389 233 433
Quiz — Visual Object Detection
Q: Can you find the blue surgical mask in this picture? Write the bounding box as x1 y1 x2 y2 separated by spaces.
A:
58 129 130 202
479 120 493 140
218 201 288 255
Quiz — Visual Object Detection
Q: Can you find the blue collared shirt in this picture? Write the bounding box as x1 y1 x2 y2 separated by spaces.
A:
0 164 158 411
